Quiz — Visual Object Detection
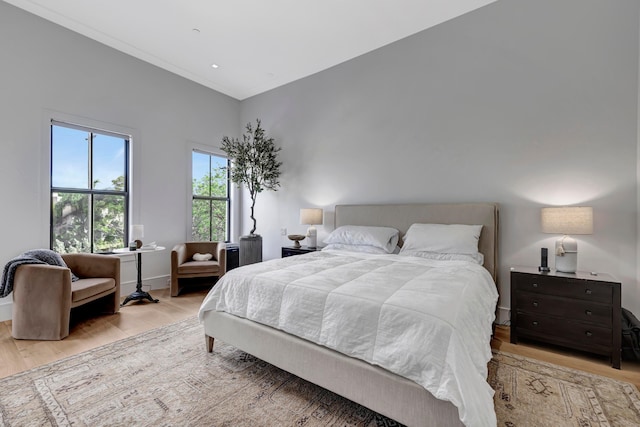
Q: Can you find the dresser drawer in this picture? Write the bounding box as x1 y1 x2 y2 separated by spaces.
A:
512 273 612 303
515 292 612 325
516 312 612 353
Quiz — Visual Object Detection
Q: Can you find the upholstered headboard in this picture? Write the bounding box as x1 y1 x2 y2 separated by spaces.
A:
334 203 499 283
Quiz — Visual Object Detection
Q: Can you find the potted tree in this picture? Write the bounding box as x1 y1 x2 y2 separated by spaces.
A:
221 119 282 265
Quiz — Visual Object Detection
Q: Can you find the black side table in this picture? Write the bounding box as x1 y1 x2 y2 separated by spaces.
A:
114 246 165 306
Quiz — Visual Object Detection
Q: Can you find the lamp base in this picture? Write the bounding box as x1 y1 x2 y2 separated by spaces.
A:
555 236 577 273
306 226 317 249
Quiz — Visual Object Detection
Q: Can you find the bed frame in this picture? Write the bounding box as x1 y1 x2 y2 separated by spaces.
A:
203 203 499 426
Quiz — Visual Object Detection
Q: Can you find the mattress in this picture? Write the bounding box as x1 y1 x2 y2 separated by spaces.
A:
198 250 499 427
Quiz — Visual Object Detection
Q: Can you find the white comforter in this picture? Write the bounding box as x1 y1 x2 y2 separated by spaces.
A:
198 250 498 427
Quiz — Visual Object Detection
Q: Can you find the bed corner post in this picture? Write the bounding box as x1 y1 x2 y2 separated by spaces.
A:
206 335 214 352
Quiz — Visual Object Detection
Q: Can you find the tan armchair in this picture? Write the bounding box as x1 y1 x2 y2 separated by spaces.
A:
12 253 120 340
171 242 226 297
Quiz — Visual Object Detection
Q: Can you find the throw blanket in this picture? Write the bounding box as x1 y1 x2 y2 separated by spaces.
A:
0 249 77 298
199 250 499 427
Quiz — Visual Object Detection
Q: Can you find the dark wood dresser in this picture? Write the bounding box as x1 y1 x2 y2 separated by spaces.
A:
510 267 621 369
281 246 320 257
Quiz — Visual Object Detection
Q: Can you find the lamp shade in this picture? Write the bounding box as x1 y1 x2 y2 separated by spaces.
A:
300 208 323 225
541 207 593 235
131 224 144 240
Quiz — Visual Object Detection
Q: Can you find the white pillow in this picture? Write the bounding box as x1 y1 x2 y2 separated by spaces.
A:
322 243 389 254
323 225 400 254
399 250 484 265
193 253 213 261
400 223 483 255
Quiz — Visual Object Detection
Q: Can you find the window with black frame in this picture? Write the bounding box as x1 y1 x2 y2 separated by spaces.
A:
50 121 129 253
191 150 230 242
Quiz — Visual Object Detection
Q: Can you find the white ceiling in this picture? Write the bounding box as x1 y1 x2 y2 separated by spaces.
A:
4 0 497 100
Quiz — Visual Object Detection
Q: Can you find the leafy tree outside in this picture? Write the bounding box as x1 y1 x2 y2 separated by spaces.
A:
52 176 126 253
191 152 229 242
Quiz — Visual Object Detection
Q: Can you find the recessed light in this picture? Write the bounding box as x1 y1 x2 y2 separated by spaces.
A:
211 64 219 69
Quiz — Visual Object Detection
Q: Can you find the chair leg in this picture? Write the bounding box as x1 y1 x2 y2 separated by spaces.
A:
171 277 180 297
106 291 120 313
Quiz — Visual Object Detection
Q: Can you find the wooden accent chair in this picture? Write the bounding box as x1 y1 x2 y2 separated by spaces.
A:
170 242 226 297
12 253 120 340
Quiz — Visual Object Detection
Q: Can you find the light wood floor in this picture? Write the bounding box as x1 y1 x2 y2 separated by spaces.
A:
1 287 639 391
492 325 640 389
0 286 209 379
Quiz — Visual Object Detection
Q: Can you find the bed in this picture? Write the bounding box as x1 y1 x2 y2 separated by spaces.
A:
198 203 499 427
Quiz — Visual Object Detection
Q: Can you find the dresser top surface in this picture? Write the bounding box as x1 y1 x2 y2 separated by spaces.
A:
510 266 619 283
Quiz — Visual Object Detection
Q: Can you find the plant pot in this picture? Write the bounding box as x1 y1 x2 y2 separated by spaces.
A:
239 234 262 266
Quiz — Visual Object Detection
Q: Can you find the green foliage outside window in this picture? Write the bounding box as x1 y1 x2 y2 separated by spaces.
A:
191 152 229 242
52 176 125 253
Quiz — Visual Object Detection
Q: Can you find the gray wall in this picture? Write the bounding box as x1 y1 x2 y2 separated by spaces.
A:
240 0 640 319
0 1 240 317
1 0 639 322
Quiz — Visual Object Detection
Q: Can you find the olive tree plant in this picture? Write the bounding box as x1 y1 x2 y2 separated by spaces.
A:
221 119 282 236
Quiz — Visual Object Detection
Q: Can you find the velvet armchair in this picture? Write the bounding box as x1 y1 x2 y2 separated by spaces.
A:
170 242 226 296
12 253 120 340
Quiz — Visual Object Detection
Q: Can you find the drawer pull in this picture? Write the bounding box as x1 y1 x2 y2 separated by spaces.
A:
532 283 539 288
585 310 592 316
585 289 593 295
532 301 539 307
585 331 593 337
532 321 539 326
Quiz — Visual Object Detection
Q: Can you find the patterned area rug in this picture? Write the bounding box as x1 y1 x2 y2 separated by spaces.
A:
0 316 638 426
489 351 640 426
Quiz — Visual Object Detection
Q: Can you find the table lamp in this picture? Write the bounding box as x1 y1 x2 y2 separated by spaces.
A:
131 224 144 249
300 208 323 248
541 206 593 273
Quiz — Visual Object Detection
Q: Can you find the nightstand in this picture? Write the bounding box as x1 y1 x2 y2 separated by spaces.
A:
510 267 622 369
225 243 239 271
281 246 320 257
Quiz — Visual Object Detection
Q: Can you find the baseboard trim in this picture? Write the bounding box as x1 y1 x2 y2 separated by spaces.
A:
496 305 510 325
119 275 169 297
0 279 511 326
0 299 11 322
0 275 171 322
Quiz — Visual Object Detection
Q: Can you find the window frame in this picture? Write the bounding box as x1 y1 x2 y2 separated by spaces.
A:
191 149 231 242
49 120 131 253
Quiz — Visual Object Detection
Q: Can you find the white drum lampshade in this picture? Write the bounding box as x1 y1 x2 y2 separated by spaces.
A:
300 208 323 248
541 207 593 273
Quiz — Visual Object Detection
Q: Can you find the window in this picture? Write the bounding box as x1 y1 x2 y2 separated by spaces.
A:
50 121 129 253
192 150 230 241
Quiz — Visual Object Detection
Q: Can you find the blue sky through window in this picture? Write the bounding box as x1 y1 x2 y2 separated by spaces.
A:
52 125 126 190
192 151 226 194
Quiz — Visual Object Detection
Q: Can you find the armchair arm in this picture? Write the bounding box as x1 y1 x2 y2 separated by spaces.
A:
171 243 188 269
62 253 120 280
217 244 227 277
13 264 71 300
12 264 72 340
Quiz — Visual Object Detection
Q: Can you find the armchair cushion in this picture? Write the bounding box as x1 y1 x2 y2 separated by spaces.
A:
178 260 221 275
72 277 117 303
